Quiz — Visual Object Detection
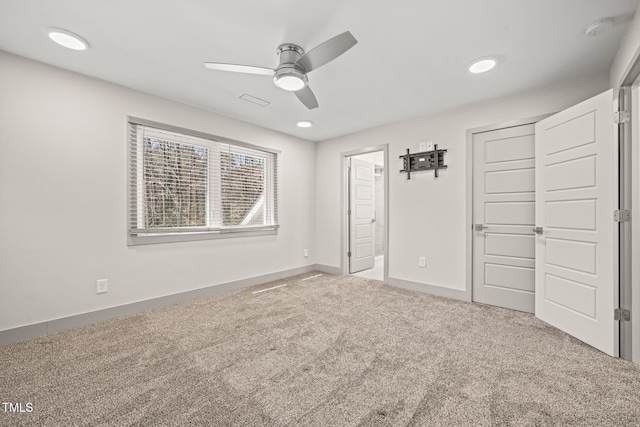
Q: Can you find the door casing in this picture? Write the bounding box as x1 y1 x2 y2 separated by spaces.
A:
616 53 640 364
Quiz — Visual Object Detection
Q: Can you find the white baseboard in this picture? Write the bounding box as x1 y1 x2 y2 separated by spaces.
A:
386 277 469 302
314 264 343 275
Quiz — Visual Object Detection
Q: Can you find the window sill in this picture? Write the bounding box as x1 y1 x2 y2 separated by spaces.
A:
127 227 278 246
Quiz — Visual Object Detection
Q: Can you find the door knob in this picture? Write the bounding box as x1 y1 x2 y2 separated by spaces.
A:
474 224 488 231
533 227 543 234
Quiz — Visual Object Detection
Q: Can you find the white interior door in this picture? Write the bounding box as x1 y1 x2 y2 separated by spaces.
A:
349 157 375 273
535 89 619 357
473 124 536 313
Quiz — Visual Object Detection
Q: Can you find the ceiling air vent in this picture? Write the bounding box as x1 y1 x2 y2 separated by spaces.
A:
239 94 270 107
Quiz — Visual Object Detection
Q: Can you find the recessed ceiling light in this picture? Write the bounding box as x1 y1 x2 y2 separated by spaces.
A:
297 121 313 128
468 58 496 74
46 28 88 51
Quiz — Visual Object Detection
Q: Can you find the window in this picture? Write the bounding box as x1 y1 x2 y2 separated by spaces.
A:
128 118 278 244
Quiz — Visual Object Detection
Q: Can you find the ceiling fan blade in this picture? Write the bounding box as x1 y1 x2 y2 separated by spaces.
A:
295 86 319 110
295 31 357 72
204 62 274 76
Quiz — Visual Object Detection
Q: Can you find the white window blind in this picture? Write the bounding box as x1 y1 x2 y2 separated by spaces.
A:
128 119 278 242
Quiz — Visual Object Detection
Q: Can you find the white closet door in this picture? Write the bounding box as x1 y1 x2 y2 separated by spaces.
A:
472 124 536 313
534 89 619 357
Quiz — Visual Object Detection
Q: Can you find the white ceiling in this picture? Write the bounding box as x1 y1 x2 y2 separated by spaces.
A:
0 0 637 141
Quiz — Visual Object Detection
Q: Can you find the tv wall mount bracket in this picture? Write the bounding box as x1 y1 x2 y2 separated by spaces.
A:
399 144 447 179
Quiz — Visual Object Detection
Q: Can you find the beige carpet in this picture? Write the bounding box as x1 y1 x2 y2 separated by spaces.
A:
1 272 640 426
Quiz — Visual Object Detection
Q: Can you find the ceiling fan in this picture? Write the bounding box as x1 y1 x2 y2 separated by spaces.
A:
204 31 357 110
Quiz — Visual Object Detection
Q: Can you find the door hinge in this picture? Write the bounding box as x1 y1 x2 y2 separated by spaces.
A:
614 209 630 222
614 110 630 124
615 308 631 322
347 251 351 258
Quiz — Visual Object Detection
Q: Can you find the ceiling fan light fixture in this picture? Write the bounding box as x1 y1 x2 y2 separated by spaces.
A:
468 58 496 74
273 65 307 91
204 31 357 109
46 28 88 50
274 73 306 91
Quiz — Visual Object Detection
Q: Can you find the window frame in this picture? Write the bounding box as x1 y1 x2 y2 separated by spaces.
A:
127 116 279 246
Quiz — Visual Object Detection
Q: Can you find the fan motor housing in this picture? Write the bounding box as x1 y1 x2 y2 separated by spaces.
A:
276 44 305 66
274 44 308 90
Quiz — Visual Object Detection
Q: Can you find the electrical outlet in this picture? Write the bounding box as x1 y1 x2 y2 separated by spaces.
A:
419 142 427 152
426 141 434 151
96 279 108 294
304 248 309 257
418 257 426 268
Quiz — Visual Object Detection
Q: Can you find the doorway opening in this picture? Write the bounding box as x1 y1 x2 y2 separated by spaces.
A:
342 147 388 282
